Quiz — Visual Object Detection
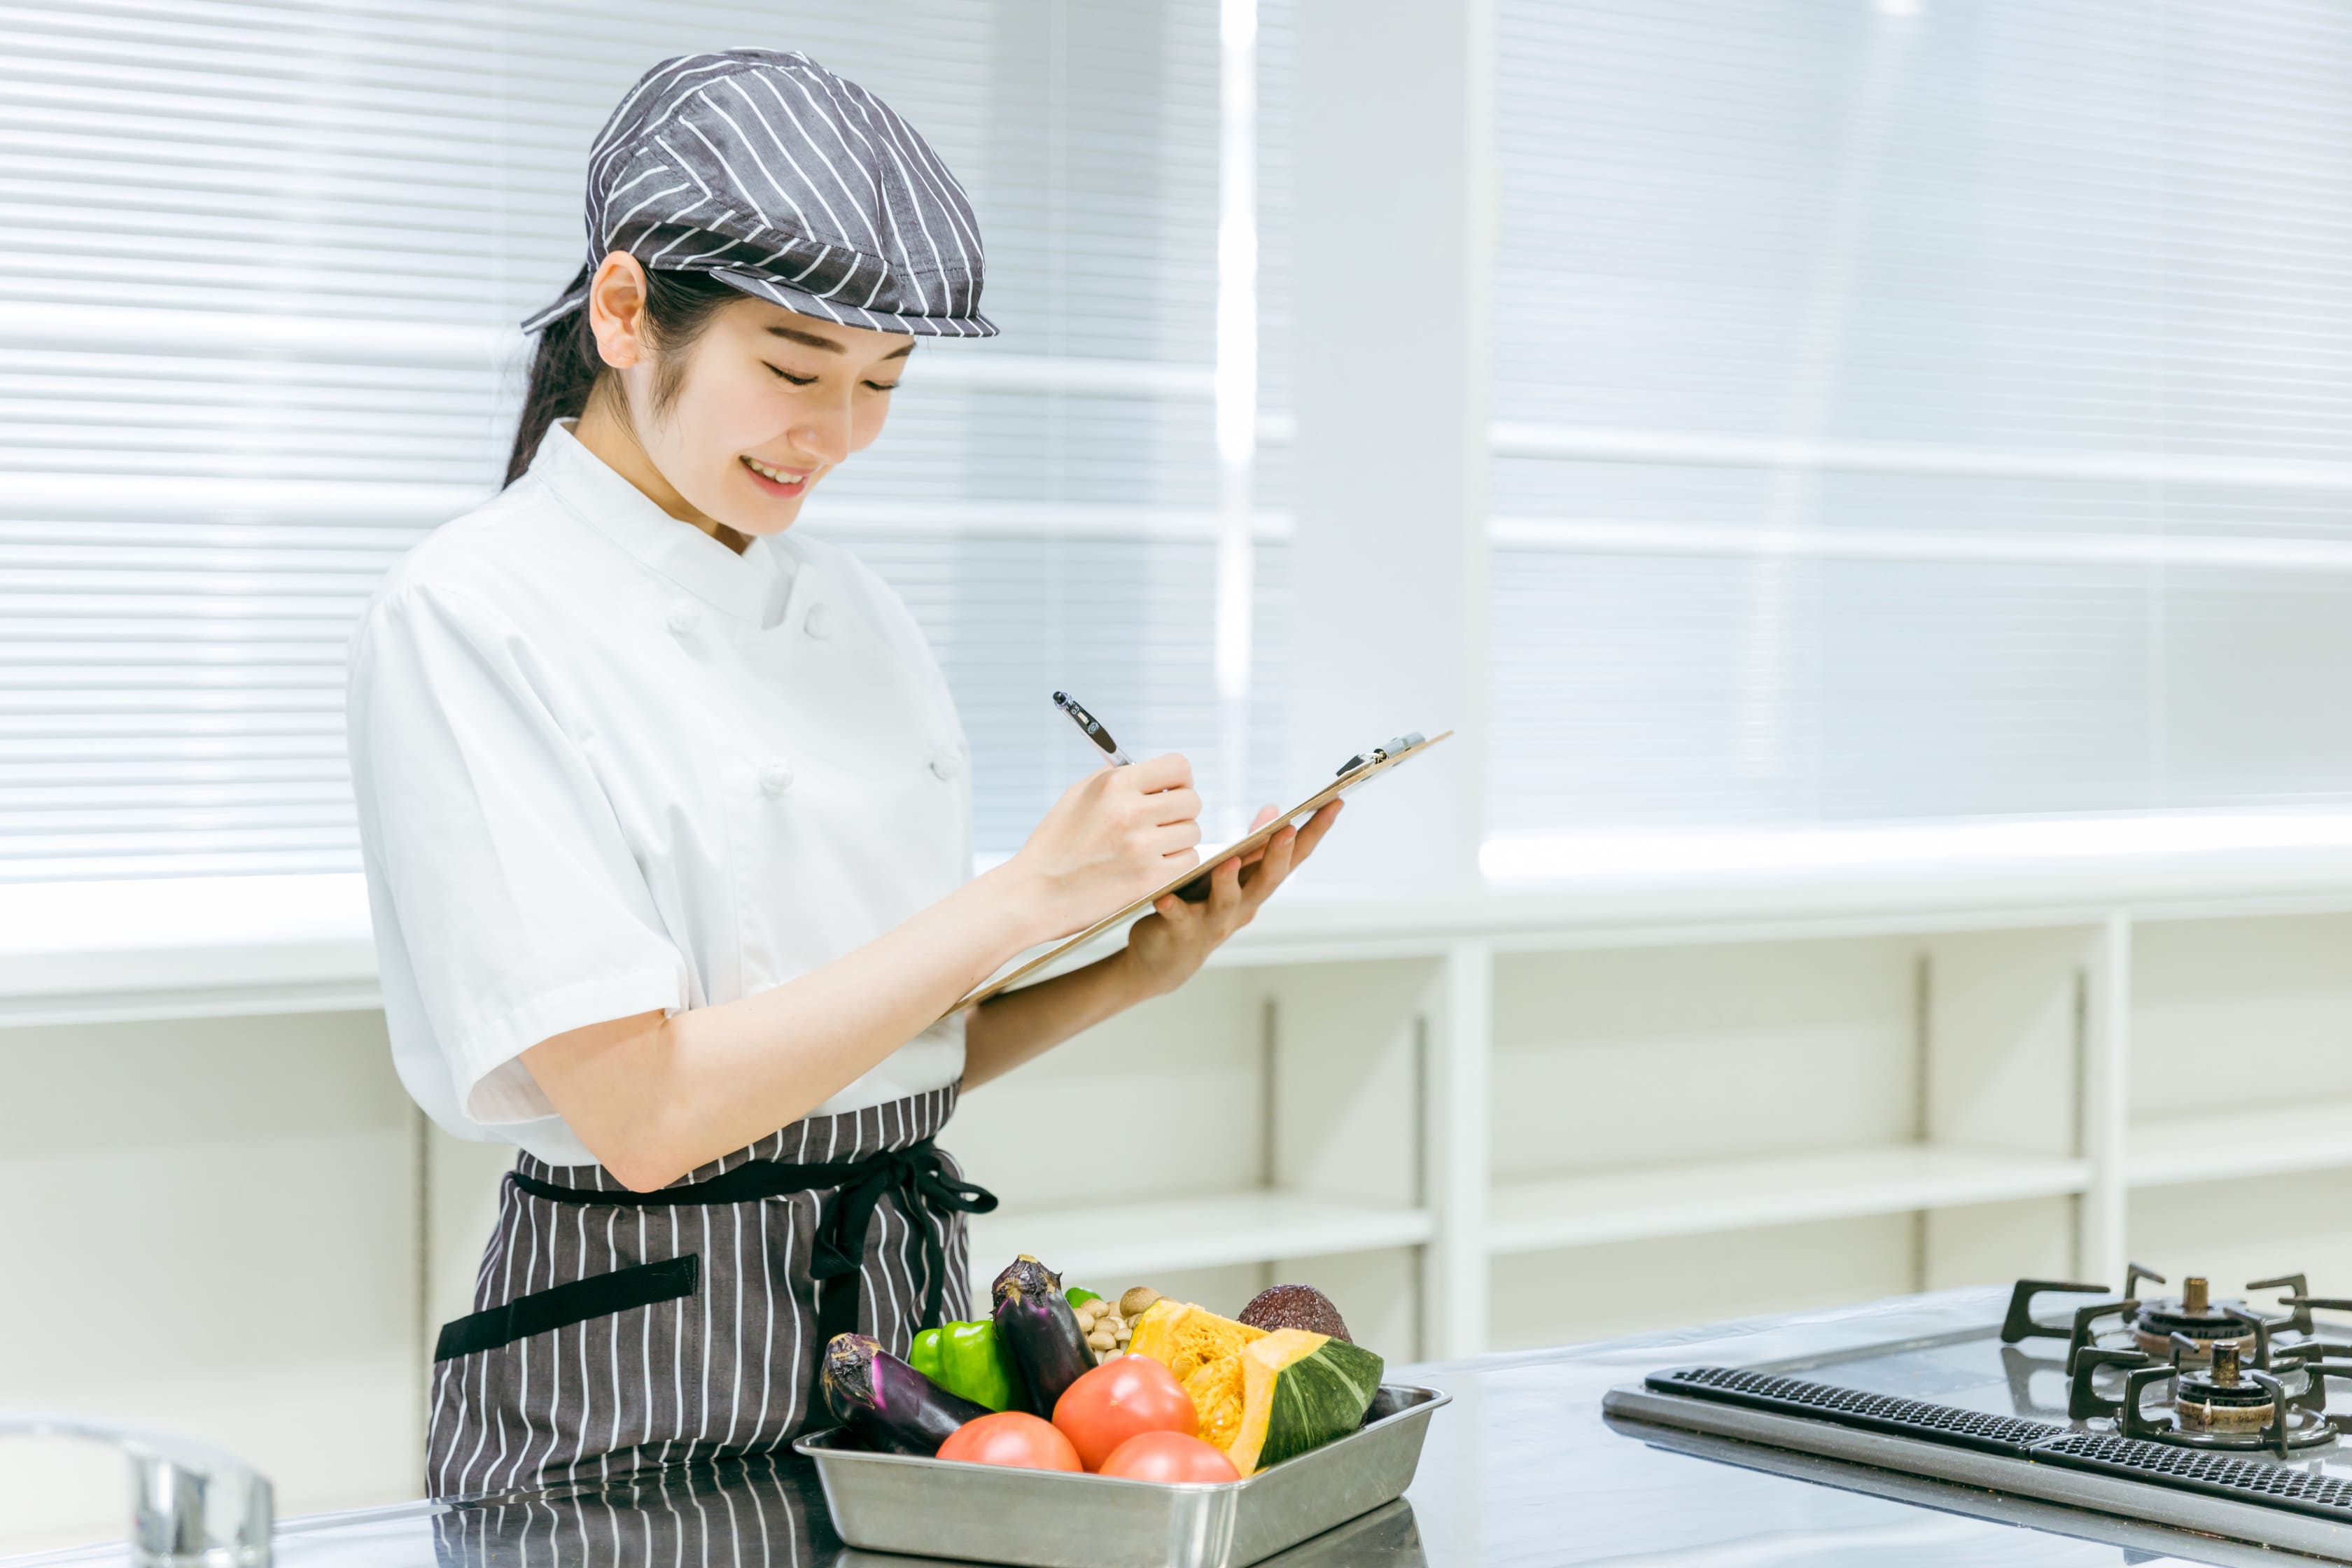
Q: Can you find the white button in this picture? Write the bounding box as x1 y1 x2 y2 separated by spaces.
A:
804 603 834 640
761 760 796 795
666 601 700 636
928 747 962 781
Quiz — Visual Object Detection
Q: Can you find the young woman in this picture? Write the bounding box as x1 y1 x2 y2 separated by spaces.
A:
347 49 1339 1497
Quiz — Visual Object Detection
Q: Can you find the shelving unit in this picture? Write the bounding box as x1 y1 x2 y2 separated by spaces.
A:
1485 1145 2093 1254
14 830 2352 1371
2128 1100 2352 1189
967 1192 1433 1282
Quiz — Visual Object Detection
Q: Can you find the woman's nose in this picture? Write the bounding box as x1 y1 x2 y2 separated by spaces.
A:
790 394 853 466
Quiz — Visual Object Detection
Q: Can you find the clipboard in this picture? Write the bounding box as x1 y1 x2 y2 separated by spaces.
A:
953 728 1452 1011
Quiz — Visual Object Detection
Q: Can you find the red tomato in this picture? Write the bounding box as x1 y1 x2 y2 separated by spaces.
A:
1098 1431 1242 1485
935 1411 1082 1472
1051 1354 1199 1471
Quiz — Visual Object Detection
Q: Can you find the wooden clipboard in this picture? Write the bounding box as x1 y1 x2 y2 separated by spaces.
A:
953 729 1452 1011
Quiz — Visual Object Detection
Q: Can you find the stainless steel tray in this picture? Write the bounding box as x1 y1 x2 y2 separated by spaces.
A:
794 1382 1448 1568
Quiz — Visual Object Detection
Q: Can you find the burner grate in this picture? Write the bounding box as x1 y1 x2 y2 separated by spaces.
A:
1649 1367 2062 1455
2032 1429 2352 1521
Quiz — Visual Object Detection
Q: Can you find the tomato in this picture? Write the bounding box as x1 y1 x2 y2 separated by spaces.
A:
935 1411 1082 1472
1098 1431 1241 1485
1051 1354 1199 1471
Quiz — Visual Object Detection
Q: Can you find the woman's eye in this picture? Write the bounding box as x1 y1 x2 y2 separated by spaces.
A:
863 380 902 393
765 363 818 386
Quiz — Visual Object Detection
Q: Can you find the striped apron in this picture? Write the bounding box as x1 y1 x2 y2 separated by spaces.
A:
426 1084 993 1500
430 1452 832 1567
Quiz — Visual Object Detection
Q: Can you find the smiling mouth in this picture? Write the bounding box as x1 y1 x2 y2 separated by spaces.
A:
741 454 813 493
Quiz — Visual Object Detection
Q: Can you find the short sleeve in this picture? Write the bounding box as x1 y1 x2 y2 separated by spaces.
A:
348 581 689 1126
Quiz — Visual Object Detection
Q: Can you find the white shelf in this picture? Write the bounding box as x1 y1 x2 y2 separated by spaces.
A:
2129 1100 2352 1189
966 1191 1434 1285
18 825 2352 1023
1485 1144 2094 1255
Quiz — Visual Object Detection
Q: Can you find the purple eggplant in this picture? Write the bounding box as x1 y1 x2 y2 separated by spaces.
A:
820 1333 988 1455
990 1255 1095 1417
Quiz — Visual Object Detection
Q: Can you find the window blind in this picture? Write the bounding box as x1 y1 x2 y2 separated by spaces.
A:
0 0 1286 882
1489 0 2352 837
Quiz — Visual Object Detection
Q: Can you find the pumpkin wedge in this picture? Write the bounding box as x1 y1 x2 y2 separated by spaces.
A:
1221 1328 1384 1476
1127 1298 1264 1382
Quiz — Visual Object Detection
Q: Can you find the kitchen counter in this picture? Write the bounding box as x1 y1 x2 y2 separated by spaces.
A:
10 1287 2243 1568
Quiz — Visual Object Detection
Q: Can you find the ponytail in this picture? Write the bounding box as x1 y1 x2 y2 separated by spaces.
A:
506 265 601 485
505 262 746 486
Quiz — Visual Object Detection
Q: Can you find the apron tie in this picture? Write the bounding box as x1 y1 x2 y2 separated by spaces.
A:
806 1141 997 1344
511 1135 998 1345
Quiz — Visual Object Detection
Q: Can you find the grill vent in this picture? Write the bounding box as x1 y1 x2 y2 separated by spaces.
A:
1649 1367 2061 1455
1647 1366 2352 1527
2033 1431 2352 1520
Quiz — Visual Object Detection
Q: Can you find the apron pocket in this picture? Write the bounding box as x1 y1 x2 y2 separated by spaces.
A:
435 1254 701 1362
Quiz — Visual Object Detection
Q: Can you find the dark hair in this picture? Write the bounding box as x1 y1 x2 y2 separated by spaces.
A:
505 262 747 485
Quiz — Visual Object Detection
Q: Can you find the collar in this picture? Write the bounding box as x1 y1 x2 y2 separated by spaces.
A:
531 420 798 627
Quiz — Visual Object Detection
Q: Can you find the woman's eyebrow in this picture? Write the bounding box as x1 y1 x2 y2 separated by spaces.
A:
766 324 847 353
764 324 916 360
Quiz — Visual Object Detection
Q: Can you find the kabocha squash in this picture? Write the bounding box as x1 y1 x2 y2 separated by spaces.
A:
1182 1352 1251 1451
1221 1329 1385 1476
1127 1298 1265 1382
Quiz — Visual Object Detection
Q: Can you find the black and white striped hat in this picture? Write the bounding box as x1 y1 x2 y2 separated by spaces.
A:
523 50 996 339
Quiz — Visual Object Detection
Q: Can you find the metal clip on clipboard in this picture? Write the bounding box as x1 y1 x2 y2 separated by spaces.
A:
1335 732 1429 780
1175 734 1432 902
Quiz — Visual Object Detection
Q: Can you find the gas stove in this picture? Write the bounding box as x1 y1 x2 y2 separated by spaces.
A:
1606 1265 2352 1563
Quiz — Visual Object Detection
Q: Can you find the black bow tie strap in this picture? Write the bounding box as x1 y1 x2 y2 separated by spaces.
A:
804 1142 998 1344
511 1136 998 1344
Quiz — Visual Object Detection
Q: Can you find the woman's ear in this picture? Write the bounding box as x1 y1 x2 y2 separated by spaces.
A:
585 251 650 370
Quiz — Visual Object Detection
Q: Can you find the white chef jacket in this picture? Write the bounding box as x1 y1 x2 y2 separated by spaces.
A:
348 421 972 1166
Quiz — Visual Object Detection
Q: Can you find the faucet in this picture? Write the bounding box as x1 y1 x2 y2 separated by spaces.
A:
0 1416 271 1567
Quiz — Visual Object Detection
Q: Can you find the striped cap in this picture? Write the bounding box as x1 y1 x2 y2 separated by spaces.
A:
523 50 995 339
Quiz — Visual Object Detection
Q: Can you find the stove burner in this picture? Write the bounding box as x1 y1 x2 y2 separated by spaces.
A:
2177 1340 2286 1432
2002 1263 2352 1457
2129 1273 2257 1359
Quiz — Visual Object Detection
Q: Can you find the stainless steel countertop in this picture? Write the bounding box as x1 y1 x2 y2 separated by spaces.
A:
11 1287 2239 1568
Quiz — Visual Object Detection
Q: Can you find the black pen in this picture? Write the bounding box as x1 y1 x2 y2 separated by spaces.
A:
1051 691 1132 767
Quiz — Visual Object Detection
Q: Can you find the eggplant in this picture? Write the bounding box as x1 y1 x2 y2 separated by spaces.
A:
820 1333 988 1455
989 1254 1096 1417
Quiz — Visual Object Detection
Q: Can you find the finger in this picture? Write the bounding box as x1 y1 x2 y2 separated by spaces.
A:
1154 893 1184 918
1290 799 1344 862
1228 810 1291 872
1147 785 1203 827
1208 850 1246 915
1249 803 1280 832
1128 752 1194 793
1154 842 1204 876
1245 825 1301 899
1146 819 1203 856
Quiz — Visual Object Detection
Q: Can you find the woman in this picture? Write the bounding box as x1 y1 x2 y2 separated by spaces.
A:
347 49 1338 1497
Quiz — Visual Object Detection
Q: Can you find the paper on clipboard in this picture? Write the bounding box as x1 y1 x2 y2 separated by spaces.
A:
951 729 1452 1011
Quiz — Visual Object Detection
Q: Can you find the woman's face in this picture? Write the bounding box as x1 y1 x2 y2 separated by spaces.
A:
583 252 909 540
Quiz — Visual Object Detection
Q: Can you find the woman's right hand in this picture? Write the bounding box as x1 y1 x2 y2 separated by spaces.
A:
1001 754 1203 940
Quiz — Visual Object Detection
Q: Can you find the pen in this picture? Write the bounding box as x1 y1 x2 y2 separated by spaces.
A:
1051 691 1132 767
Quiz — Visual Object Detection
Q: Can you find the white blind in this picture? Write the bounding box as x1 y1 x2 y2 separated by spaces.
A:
1 0 1287 881
1490 0 2352 836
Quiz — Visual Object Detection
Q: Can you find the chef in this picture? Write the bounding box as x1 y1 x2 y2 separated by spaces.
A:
345 48 1340 1498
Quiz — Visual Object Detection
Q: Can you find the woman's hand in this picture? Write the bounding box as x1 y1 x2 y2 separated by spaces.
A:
1121 799 1343 998
999 753 1205 941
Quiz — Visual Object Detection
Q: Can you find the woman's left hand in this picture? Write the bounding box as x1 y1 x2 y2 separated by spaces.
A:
1121 799 1343 997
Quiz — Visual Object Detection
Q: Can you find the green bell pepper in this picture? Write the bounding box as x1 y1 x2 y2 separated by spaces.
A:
1065 1287 1100 1309
908 1319 1023 1412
